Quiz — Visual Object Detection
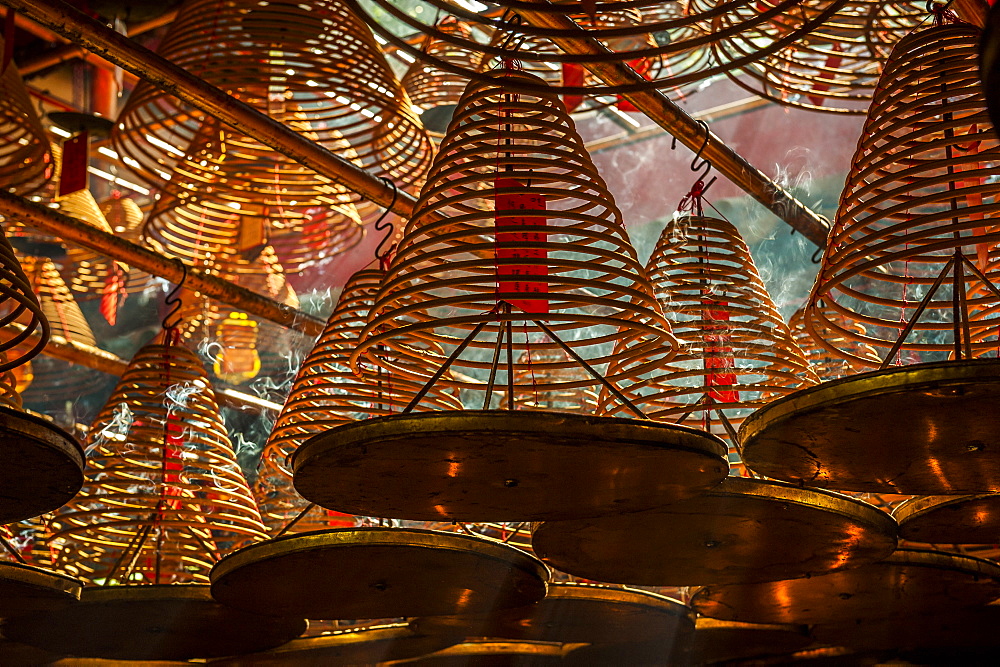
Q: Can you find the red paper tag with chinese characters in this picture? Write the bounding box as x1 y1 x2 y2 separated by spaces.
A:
162 420 185 510
495 177 548 314
702 299 738 403
59 132 89 197
561 63 585 112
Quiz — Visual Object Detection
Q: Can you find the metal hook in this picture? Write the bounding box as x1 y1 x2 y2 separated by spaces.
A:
374 177 399 265
161 263 187 331
690 120 713 182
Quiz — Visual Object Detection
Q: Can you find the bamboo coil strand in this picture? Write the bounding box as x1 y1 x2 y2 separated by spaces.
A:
0 228 48 371
789 305 880 380
0 36 53 197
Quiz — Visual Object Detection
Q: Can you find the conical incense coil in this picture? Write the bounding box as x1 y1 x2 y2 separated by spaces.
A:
789 306 879 380
264 269 463 479
140 144 364 275
1 514 57 571
357 69 677 393
57 189 131 304
49 336 267 585
720 0 924 114
0 37 53 197
18 256 95 348
808 24 1000 366
354 0 844 96
0 361 22 411
114 0 431 268
402 17 484 131
600 216 816 431
253 455 356 535
0 227 48 371
99 194 155 297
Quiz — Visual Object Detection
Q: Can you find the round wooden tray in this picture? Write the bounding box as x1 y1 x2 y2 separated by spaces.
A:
531 477 897 586
741 360 1000 494
692 549 1000 626
0 562 81 618
894 494 1000 545
210 528 548 620
689 618 813 666
0 405 84 525
2 585 306 660
292 410 728 522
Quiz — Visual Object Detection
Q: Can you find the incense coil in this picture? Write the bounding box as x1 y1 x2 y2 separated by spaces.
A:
57 189 131 301
115 0 431 270
512 345 598 412
263 269 463 479
253 457 356 535
357 69 677 393
355 0 845 96
0 228 48 371
49 337 267 585
98 195 155 296
789 306 879 380
0 38 53 197
599 216 817 435
720 0 924 114
807 24 1000 366
0 515 57 569
0 360 23 411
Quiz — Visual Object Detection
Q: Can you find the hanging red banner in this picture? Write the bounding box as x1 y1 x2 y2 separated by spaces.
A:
495 177 548 314
561 63 585 112
59 132 89 197
702 299 738 403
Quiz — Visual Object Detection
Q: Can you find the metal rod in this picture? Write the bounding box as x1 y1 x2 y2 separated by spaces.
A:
0 532 28 564
879 257 956 369
275 503 317 538
483 319 506 410
402 318 492 413
531 319 645 419
0 0 417 221
515 6 831 247
0 191 325 337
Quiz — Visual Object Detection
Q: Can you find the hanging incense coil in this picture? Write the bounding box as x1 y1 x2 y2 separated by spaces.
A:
402 17 484 134
0 38 54 197
49 335 267 585
253 458 356 535
0 229 48 371
355 0 845 97
599 215 816 435
114 0 431 270
264 269 462 480
56 189 131 301
807 23 1000 365
722 0 925 114
98 194 155 297
788 305 880 380
356 68 677 392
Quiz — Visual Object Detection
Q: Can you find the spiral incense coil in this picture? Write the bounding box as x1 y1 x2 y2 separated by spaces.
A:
0 38 53 197
254 454 356 535
807 24 1000 366
99 195 155 297
356 69 676 394
19 256 95 348
56 189 132 301
0 229 49 372
789 306 879 380
721 1 924 114
114 0 431 270
263 269 463 479
402 17 484 132
0 365 23 411
599 216 816 432
48 335 267 585
355 0 846 96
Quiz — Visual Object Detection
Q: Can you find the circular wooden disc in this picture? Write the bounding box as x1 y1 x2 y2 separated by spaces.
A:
293 410 728 522
812 600 1000 652
531 477 898 586
412 583 693 648
402 639 572 666
2 585 307 660
210 528 549 620
0 562 81 617
741 360 1000 495
209 624 459 666
691 549 1000 626
894 495 1000 544
689 618 813 665
0 406 84 525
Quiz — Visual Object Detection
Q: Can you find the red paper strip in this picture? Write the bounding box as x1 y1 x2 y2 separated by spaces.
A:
702 299 738 403
162 420 185 510
495 177 548 314
59 132 89 197
323 509 355 528
561 63 585 112
99 264 126 326
807 42 844 107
